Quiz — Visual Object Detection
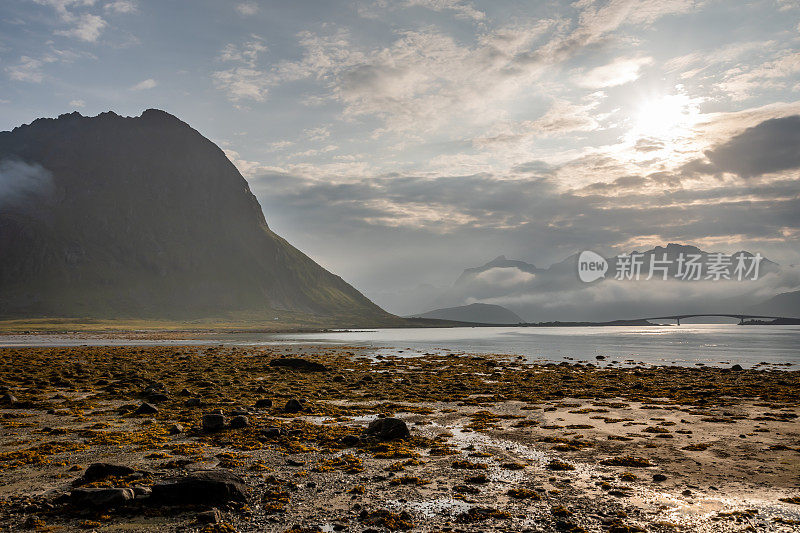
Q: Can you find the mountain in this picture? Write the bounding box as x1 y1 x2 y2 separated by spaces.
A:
427 244 795 322
751 290 800 317
0 109 391 321
455 255 543 285
409 303 523 324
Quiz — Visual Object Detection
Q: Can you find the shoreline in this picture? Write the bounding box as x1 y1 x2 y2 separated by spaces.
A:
1 344 799 531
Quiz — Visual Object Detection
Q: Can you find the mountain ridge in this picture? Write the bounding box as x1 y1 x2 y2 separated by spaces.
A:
0 109 391 321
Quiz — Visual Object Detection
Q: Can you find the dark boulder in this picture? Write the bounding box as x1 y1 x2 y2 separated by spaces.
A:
269 358 327 372
134 402 158 415
81 463 136 482
283 399 303 413
255 398 273 408
151 469 247 504
69 488 135 508
365 417 410 441
229 415 249 429
202 412 226 432
0 393 17 405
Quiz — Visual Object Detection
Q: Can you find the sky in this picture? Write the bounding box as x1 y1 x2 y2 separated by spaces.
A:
1 0 800 314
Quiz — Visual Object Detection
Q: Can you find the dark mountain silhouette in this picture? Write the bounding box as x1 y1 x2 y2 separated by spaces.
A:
751 290 800 318
428 244 789 322
409 303 522 324
0 109 391 321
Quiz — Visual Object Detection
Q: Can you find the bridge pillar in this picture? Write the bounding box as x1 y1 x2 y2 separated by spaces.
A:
676 318 680 326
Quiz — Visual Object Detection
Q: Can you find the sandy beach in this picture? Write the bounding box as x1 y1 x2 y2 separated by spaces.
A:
1 344 799 532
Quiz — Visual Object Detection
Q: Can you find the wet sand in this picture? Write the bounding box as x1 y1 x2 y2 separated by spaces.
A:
1 344 798 532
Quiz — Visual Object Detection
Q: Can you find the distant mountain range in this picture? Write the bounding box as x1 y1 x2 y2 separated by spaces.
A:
420 244 799 322
0 110 391 322
408 303 523 324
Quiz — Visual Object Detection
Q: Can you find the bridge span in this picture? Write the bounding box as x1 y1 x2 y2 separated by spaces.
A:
641 314 788 325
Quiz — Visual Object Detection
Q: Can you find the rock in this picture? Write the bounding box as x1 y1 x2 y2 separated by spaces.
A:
230 407 250 416
652 474 667 482
133 486 152 497
595 355 606 360
148 393 169 403
260 427 283 438
340 435 360 447
332 375 345 382
255 398 273 408
134 402 158 415
682 489 693 497
202 413 226 432
269 358 328 372
731 364 743 371
69 488 135 508
185 398 203 407
284 399 303 413
229 415 249 429
151 469 247 504
197 508 222 524
168 424 184 435
0 393 17 405
81 463 136 482
365 417 410 441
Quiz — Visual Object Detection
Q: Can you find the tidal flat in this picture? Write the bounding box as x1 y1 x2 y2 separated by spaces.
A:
0 345 799 532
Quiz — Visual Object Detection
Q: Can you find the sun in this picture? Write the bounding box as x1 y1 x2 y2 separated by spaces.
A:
622 92 702 164
631 93 700 142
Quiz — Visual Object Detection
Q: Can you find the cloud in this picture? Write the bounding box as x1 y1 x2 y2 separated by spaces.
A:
0 159 55 209
69 98 85 107
104 1 136 14
717 50 800 100
235 3 259 16
576 56 653 88
130 78 157 90
213 40 271 102
35 1 109 42
405 0 485 21
5 56 56 83
702 115 800 178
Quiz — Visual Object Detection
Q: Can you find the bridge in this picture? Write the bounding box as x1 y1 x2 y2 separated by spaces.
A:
641 314 788 325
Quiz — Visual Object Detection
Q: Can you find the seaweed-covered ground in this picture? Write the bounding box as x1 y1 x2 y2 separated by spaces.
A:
0 344 799 532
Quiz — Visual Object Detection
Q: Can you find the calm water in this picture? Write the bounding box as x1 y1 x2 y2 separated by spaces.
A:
270 325 800 369
1 325 798 368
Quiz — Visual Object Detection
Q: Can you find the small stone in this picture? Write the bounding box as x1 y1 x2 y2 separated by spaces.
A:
255 398 273 408
731 364 743 371
197 508 222 524
134 402 158 415
682 489 693 497
229 415 249 429
340 435 360 447
202 413 226 432
168 424 184 435
260 427 282 438
0 393 17 405
652 474 667 482
148 393 169 403
185 398 203 407
365 417 410 441
284 399 303 413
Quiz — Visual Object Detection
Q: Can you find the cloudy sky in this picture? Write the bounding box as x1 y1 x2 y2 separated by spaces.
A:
2 0 799 313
